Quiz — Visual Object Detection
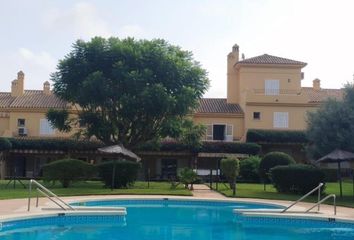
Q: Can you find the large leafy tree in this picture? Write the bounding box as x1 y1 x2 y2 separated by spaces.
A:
48 37 209 146
306 83 354 158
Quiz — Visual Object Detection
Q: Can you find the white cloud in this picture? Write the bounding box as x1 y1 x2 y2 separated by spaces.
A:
18 48 56 70
43 2 111 39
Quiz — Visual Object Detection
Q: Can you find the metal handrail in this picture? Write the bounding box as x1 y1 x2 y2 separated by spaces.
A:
281 183 324 213
28 179 75 211
305 194 336 215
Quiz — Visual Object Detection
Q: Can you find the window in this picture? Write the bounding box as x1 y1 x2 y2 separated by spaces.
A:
265 80 280 95
18 119 25 127
40 119 55 135
273 112 289 128
253 112 261 120
205 124 233 141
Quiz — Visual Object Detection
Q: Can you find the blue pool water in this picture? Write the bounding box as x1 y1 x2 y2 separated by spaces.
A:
1 199 354 240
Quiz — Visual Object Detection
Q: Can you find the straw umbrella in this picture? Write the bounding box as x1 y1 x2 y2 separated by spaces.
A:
98 145 141 190
316 149 354 197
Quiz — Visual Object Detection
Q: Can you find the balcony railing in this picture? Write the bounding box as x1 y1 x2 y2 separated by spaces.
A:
253 89 301 95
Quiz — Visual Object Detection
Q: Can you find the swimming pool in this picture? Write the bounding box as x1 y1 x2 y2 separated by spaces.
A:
1 199 354 239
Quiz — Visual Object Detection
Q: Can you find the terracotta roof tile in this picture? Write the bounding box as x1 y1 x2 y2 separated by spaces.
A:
0 90 67 109
237 54 307 66
196 98 243 114
302 87 344 103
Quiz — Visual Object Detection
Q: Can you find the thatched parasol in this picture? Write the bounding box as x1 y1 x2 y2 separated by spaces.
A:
98 145 141 189
316 149 354 197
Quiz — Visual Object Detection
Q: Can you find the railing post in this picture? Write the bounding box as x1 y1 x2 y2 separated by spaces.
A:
318 185 321 211
27 179 32 211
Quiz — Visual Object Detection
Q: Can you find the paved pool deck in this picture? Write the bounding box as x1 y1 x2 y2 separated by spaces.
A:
0 184 353 221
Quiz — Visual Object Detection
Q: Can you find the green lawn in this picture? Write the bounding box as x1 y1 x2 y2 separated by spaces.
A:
212 182 354 208
0 180 192 200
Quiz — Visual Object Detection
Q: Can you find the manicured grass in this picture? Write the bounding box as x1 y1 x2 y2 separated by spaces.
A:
212 182 354 208
0 180 192 200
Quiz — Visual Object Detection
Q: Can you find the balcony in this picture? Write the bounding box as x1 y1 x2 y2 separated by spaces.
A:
246 88 308 104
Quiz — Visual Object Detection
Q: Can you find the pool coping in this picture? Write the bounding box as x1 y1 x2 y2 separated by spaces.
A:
1 196 353 224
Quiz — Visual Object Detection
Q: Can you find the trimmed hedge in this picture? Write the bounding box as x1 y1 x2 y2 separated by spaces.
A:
239 156 261 182
42 159 96 188
270 164 325 194
259 152 295 182
7 138 104 151
246 129 307 143
98 160 141 188
0 138 12 151
137 140 261 155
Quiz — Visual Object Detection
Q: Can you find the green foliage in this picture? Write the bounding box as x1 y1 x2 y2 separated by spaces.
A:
46 109 72 132
0 138 12 151
177 168 199 189
7 138 104 151
42 159 96 188
270 164 325 194
259 152 295 183
200 142 261 154
49 37 209 146
239 156 261 182
246 129 307 143
98 160 141 188
136 140 261 155
321 168 338 182
307 83 354 158
220 157 240 196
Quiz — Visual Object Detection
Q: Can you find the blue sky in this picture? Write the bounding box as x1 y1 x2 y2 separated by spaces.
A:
1 0 353 97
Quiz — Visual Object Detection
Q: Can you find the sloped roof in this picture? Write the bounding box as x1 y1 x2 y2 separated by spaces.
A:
237 54 307 67
0 90 67 109
196 98 243 114
302 87 343 103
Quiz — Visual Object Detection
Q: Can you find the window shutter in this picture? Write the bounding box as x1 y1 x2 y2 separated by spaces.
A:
273 112 289 128
206 124 213 140
225 125 233 142
40 119 55 135
265 80 279 95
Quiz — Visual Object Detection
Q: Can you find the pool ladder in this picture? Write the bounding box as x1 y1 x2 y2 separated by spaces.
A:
28 179 75 211
282 183 336 215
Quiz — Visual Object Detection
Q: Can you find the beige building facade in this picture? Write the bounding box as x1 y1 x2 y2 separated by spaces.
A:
193 44 343 141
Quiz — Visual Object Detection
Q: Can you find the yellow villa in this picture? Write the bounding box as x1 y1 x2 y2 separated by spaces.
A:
193 44 342 142
0 44 344 179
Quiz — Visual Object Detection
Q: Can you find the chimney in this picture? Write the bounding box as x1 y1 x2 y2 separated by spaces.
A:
43 81 51 95
227 44 240 103
11 71 25 97
313 78 321 91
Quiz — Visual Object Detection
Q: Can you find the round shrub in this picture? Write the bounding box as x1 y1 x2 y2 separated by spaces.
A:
98 160 141 188
270 164 325 194
43 159 96 188
0 138 12 151
259 151 295 183
239 156 261 182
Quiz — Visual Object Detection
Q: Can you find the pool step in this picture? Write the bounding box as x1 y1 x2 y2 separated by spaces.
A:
41 206 127 215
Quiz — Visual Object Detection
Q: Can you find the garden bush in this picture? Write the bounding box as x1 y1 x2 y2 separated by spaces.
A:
177 168 199 189
0 138 12 151
321 168 338 182
239 156 261 182
220 157 240 196
246 129 307 143
98 160 141 188
42 159 96 188
259 151 295 183
270 164 325 194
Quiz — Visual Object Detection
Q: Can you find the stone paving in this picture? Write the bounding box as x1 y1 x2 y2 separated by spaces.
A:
0 184 353 221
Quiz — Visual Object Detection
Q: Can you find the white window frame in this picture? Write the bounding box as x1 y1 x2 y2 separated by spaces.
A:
273 112 289 128
205 123 233 142
40 119 55 135
265 79 280 95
